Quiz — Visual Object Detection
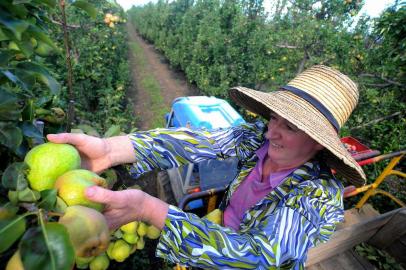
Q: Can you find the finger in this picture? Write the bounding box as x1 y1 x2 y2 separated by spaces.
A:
85 186 114 204
47 133 86 146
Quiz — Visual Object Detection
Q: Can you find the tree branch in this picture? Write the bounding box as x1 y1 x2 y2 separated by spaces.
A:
276 43 298 49
350 112 402 131
50 18 80 29
359 73 403 87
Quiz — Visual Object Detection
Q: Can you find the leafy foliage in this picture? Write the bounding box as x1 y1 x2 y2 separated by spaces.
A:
0 0 137 269
355 242 404 270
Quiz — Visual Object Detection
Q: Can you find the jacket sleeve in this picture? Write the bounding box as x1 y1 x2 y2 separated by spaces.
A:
128 121 265 178
155 178 344 269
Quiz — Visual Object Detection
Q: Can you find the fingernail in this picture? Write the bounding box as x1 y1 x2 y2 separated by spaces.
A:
86 186 96 197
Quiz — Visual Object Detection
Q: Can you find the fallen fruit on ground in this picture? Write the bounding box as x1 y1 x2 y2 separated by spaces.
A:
58 205 110 257
6 250 24 270
55 169 107 211
24 142 81 191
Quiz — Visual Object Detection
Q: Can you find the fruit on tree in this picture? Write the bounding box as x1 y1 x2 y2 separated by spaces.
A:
106 242 115 259
24 142 81 191
137 222 148 237
55 169 107 212
75 256 94 269
6 250 24 270
122 232 139 244
34 41 54 57
58 205 110 257
111 240 131 262
146 225 161 239
89 253 109 270
136 236 145 250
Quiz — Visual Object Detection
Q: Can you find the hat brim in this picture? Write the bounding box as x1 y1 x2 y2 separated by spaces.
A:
229 86 366 187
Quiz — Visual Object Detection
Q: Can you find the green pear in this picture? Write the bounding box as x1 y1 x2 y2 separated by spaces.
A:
59 205 110 257
25 142 81 191
122 233 139 244
136 222 148 237
120 221 138 234
89 253 109 270
6 250 24 270
55 169 107 212
146 225 161 239
111 240 131 262
34 41 54 57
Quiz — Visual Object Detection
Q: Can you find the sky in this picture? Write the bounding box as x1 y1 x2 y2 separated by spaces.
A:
116 0 396 18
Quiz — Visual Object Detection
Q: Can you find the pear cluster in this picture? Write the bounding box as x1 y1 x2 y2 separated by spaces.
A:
19 142 163 270
22 143 111 269
103 13 123 28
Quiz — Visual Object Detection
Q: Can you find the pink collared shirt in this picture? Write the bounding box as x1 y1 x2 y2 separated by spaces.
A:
223 140 296 230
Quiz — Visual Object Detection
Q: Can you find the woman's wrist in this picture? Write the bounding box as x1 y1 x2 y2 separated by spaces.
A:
105 135 136 166
140 193 169 230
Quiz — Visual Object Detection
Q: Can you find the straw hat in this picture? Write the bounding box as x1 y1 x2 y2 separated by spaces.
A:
229 65 366 186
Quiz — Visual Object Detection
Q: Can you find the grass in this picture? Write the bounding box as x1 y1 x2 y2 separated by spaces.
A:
129 41 169 128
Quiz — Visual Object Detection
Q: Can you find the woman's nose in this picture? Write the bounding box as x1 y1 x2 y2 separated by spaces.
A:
266 125 281 139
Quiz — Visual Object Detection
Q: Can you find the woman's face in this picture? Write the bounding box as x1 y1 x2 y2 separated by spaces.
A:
265 112 324 170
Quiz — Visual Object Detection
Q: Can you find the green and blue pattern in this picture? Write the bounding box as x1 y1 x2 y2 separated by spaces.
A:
128 121 344 269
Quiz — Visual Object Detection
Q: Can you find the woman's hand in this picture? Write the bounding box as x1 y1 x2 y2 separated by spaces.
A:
85 186 169 230
47 133 135 173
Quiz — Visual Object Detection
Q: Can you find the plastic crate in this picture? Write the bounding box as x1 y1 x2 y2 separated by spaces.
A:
340 136 380 161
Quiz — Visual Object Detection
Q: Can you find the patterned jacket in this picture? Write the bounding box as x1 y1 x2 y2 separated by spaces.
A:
128 121 344 269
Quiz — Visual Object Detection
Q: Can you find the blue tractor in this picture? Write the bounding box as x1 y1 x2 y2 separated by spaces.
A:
157 96 246 209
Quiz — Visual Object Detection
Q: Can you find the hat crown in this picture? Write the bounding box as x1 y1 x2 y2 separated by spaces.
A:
286 65 359 129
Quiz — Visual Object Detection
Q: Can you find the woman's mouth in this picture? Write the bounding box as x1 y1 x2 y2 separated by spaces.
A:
270 141 282 148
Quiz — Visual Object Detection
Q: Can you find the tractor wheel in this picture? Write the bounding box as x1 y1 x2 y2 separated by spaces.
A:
157 170 177 205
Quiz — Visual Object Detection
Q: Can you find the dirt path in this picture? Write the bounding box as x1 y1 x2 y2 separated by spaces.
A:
126 22 199 130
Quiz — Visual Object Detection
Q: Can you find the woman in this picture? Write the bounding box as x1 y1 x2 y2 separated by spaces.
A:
48 65 365 269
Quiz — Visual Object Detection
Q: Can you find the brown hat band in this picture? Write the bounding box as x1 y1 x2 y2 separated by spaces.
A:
280 85 340 131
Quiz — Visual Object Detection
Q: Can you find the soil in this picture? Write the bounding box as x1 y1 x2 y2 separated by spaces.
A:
120 23 201 269
124 22 200 199
126 22 199 131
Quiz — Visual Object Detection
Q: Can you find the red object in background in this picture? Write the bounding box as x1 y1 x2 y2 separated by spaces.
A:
340 136 381 161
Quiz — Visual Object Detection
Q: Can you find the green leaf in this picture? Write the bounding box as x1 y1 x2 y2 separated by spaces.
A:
38 189 57 210
20 223 75 270
2 162 28 191
71 1 97 19
0 88 22 121
27 25 59 51
0 50 14 66
20 121 43 139
0 69 28 90
0 215 26 253
103 125 121 137
0 121 23 150
31 0 57 8
16 62 60 94
0 10 30 40
0 202 19 219
18 187 41 202
0 27 9 41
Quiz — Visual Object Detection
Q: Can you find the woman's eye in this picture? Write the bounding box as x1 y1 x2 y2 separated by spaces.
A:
287 124 298 132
